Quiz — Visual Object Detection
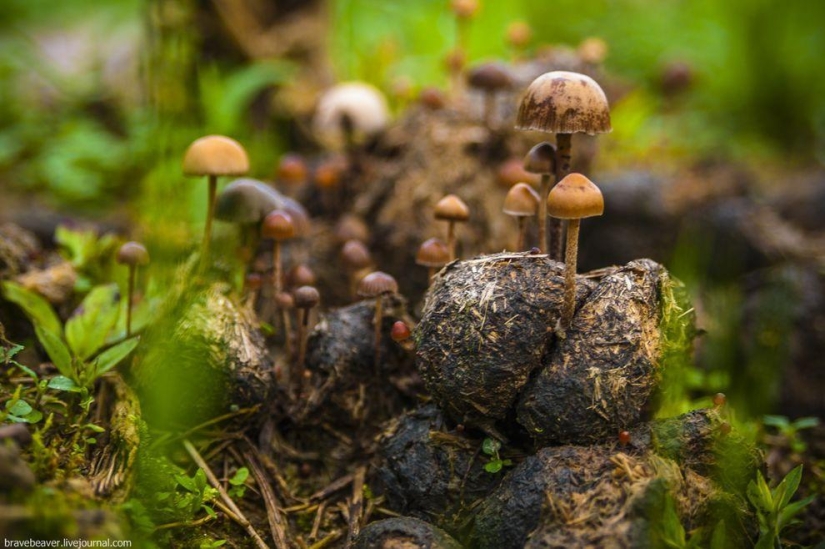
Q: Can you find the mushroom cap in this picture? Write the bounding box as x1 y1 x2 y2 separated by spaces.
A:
503 183 540 217
506 21 532 49
277 153 308 185
451 0 479 18
287 264 317 288
314 156 347 189
215 178 310 235
117 241 149 266
516 71 612 135
578 37 608 65
467 63 513 92
434 194 470 222
390 320 412 342
262 210 296 240
546 173 604 219
341 240 372 271
334 215 369 244
245 273 263 291
498 157 540 188
313 82 390 150
523 142 557 175
416 238 450 268
183 135 249 176
357 271 398 298
293 285 320 309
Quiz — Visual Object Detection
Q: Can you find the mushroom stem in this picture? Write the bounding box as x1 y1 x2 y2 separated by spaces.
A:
200 174 218 271
537 174 550 253
516 217 527 251
273 241 283 296
126 266 136 338
484 92 495 129
553 134 573 260
561 218 580 330
446 221 457 261
428 267 436 284
297 308 309 390
373 297 383 375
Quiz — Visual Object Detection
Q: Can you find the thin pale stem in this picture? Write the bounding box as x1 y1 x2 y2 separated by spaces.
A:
484 92 494 129
373 297 383 376
200 174 217 272
561 218 580 330
517 217 526 251
447 222 457 261
273 241 282 295
538 174 550 253
297 308 308 392
126 266 136 337
554 134 573 261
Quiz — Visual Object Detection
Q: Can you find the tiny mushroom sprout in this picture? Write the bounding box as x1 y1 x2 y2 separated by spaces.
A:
116 241 149 337
503 183 540 251
183 135 249 269
261 210 296 297
293 285 320 389
277 153 308 189
547 173 604 332
313 82 390 153
416 237 451 284
516 71 611 257
341 239 373 299
434 194 470 261
391 320 414 352
357 271 399 375
522 142 557 255
466 63 513 128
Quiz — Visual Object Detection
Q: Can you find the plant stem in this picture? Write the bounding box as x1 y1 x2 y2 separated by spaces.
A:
561 218 580 331
537 174 550 253
554 133 572 261
200 174 217 272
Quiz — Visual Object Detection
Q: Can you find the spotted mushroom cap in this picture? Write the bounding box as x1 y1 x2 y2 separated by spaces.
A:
183 135 249 176
516 71 612 135
503 183 540 217
357 271 398 298
416 238 451 268
313 82 390 150
546 173 604 219
434 195 470 222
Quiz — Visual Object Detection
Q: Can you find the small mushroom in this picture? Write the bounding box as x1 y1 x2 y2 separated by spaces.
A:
503 183 540 251
341 239 373 299
434 195 470 261
334 214 370 244
416 237 451 284
116 241 149 337
313 82 390 153
517 72 611 257
419 87 447 110
293 285 320 390
497 157 540 189
466 63 513 128
276 153 308 189
506 21 532 60
183 135 249 269
522 142 557 255
547 173 604 332
357 271 399 375
244 272 262 310
390 320 414 352
287 264 317 289
261 211 296 297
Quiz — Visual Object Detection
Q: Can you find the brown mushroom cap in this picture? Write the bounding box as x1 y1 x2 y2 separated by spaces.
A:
261 210 296 240
357 271 398 298
341 240 372 271
277 153 308 185
523 142 557 175
293 285 320 309
498 157 540 188
117 242 149 266
516 71 612 135
503 183 540 217
546 173 604 219
506 21 532 49
434 195 470 222
287 264 317 288
334 215 370 243
183 135 249 176
416 238 451 268
451 0 479 19
467 63 513 92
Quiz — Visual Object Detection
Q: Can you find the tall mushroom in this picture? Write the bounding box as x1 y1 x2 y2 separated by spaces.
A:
547 173 604 332
313 82 389 155
434 194 470 261
503 183 540 251
516 72 611 259
261 210 296 297
183 135 249 270
416 238 450 284
116 241 149 337
357 271 398 375
341 240 373 300
466 63 513 129
293 285 320 391
522 142 557 255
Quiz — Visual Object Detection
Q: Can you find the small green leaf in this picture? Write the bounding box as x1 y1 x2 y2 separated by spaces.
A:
484 460 503 473
763 415 790 429
175 474 197 493
229 467 249 486
792 417 819 430
34 326 74 380
482 437 500 456
92 337 139 377
65 284 122 360
6 399 33 416
203 505 217 519
0 344 24 361
2 281 62 335
709 520 727 549
48 375 80 392
779 495 815 529
774 465 802 511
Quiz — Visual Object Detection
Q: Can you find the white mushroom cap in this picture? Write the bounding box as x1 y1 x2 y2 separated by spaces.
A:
312 82 390 150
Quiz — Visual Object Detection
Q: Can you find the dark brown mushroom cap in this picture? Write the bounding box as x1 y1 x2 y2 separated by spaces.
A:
183 135 249 176
503 183 540 217
261 210 296 240
547 173 604 219
293 285 320 309
416 238 451 268
516 71 612 135
357 271 398 298
466 63 513 92
287 264 316 288
434 195 470 222
523 142 557 175
117 241 149 266
341 240 372 271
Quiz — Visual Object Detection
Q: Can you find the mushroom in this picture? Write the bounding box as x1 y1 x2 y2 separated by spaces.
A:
287 264 316 290
516 72 611 258
277 153 308 189
334 214 370 244
183 135 249 269
357 271 398 375
116 241 149 337
244 272 262 311
497 157 540 189
261 210 296 297
391 320 414 352
506 21 532 60
434 195 470 261
503 183 540 251
341 240 373 299
451 0 478 64
293 285 320 390
522 142 557 255
313 82 390 153
416 237 451 284
546 173 604 332
466 63 513 128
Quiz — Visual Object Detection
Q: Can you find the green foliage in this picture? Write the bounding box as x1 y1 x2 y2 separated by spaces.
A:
55 225 119 291
764 415 819 454
481 437 512 474
2 281 138 388
227 466 249 500
747 465 814 548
